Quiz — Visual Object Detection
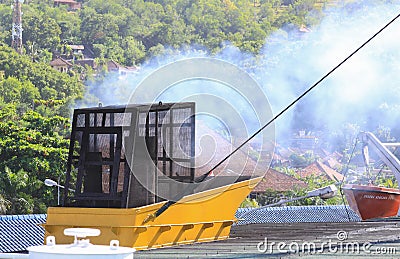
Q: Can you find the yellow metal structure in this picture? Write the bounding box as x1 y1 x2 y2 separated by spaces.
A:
44 177 261 250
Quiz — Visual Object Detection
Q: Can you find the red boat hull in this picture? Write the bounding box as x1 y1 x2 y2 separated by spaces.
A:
342 184 400 220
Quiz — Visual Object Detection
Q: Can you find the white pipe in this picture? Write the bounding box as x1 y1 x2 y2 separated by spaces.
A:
239 184 338 219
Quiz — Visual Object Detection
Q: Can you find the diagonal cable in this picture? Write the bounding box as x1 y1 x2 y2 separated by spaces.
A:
143 11 400 223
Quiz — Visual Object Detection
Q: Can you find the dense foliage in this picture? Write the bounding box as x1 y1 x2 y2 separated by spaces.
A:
0 0 325 65
0 0 329 214
0 45 84 214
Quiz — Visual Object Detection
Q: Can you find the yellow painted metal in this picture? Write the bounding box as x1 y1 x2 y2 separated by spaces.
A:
44 177 261 250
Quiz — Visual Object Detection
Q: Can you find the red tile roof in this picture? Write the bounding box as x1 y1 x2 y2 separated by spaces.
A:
54 0 79 4
107 60 138 72
252 168 307 193
54 0 81 10
299 161 344 182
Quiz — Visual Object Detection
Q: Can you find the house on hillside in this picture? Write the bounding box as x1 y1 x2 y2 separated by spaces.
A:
67 44 85 59
73 58 97 70
107 60 138 76
49 57 72 73
54 0 81 10
299 161 344 182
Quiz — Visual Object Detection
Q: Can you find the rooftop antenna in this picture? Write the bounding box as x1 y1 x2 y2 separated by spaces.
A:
11 0 23 54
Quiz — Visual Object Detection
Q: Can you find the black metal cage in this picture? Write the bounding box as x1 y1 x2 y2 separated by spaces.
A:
62 102 195 208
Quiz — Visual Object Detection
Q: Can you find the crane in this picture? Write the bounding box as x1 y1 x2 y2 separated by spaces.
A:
359 131 400 186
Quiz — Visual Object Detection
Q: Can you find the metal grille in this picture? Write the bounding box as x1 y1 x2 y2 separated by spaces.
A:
63 103 195 208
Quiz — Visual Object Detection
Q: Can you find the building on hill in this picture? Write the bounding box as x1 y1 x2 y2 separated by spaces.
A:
54 0 81 11
107 60 138 76
299 161 344 182
67 44 85 59
73 58 97 70
49 57 72 73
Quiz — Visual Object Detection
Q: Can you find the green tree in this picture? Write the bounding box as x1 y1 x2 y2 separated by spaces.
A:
0 106 70 214
23 10 61 52
121 36 146 65
0 4 11 44
0 45 83 117
240 197 260 208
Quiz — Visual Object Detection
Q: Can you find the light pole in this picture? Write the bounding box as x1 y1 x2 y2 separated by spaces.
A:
44 178 74 205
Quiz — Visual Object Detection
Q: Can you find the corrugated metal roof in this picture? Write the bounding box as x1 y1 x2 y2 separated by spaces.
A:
0 214 46 253
235 205 361 225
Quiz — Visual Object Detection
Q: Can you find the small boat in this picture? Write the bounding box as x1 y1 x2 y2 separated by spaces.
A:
342 184 400 220
343 132 400 220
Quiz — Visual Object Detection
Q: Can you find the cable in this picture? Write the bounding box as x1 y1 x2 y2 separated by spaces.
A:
203 11 400 180
339 135 359 222
143 11 400 223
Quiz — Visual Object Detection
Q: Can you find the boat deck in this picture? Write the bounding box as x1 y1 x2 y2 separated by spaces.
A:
135 221 400 258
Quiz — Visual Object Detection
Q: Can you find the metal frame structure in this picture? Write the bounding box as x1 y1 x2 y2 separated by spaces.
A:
62 102 195 208
12 0 23 54
360 131 400 186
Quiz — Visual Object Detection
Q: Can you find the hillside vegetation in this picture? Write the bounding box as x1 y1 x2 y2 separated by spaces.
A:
0 0 330 65
0 0 333 214
0 0 389 214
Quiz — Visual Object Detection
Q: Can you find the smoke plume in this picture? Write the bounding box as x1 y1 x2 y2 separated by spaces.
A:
82 0 400 146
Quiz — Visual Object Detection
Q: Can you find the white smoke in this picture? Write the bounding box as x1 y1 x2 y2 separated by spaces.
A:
81 0 400 144
257 0 400 139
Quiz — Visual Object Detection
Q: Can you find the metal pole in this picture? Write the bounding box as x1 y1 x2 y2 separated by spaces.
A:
57 175 61 206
